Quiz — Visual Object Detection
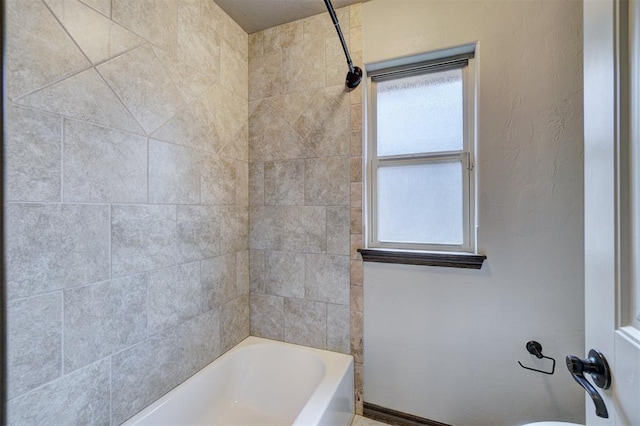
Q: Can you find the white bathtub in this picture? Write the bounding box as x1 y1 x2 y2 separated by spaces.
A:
122 337 355 426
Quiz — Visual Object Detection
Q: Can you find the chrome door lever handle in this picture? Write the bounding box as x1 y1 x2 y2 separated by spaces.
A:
565 349 611 419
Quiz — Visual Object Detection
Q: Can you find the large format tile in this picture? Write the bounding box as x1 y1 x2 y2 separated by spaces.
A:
236 160 249 206
249 50 282 100
112 0 177 54
16 68 143 134
147 262 202 335
176 0 221 77
111 204 178 277
284 298 326 350
152 46 217 105
283 206 327 253
327 206 350 255
263 21 303 53
305 254 350 305
250 293 284 340
5 0 89 99
264 251 305 299
16 68 144 133
250 250 266 293
201 254 237 310
5 104 61 202
200 153 236 205
221 40 248 100
294 92 350 157
305 156 350 206
327 303 350 354
45 0 144 64
79 0 110 16
149 140 200 204
97 44 186 134
151 92 217 152
237 250 250 295
220 206 249 253
221 295 250 352
177 205 220 263
8 359 110 426
111 312 220 425
63 119 147 203
178 311 222 377
282 38 325 94
249 162 265 206
64 275 147 372
249 102 314 162
111 328 183 425
6 203 110 300
201 84 248 150
264 90 315 126
7 293 62 400
264 160 305 206
249 206 284 251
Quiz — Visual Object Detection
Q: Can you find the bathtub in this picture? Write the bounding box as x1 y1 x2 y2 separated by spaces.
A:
122 337 355 426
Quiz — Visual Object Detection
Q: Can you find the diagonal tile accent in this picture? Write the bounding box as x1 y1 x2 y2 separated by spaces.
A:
249 102 315 162
78 0 110 17
112 0 177 55
97 44 187 134
44 0 145 64
265 90 316 127
177 0 222 77
294 91 350 157
16 68 144 134
152 46 217 105
5 0 90 99
151 83 244 154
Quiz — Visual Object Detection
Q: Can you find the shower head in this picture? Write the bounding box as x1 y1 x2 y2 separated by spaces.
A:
323 0 362 91
346 66 363 89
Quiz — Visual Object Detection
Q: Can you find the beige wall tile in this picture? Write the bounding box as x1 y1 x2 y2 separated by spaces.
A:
350 260 363 286
351 182 363 209
263 21 303 52
6 0 90 99
249 50 282 100
350 157 362 182
45 0 145 64
250 293 284 340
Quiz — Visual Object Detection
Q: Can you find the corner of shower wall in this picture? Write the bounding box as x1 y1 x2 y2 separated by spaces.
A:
246 1 365 415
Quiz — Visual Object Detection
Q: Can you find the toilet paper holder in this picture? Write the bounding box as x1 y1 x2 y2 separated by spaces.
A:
517 340 556 375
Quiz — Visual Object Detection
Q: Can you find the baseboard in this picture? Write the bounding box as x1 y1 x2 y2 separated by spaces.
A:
363 402 453 426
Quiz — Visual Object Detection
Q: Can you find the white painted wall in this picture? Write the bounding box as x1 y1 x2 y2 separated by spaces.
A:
361 1 585 425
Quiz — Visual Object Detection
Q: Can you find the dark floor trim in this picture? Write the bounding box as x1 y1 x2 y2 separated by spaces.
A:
358 249 486 269
363 402 453 426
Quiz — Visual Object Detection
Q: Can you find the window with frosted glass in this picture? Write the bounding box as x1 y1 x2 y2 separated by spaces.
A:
367 54 475 252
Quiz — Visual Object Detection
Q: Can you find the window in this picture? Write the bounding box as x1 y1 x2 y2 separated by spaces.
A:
366 52 476 253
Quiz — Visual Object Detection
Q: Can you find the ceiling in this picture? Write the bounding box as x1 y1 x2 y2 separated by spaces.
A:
213 0 364 34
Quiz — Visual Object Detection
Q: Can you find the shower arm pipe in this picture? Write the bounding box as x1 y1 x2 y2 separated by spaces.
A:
323 0 355 74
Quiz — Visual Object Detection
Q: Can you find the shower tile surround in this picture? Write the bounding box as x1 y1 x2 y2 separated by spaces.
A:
5 0 363 423
5 0 249 423
248 3 365 414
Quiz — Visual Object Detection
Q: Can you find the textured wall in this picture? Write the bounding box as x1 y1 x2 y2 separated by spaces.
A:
5 0 248 424
247 5 364 410
362 1 585 425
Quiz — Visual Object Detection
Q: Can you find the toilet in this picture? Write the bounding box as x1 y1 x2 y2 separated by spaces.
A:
522 423 583 426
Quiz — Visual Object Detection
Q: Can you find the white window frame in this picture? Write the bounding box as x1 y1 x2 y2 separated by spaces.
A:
365 52 477 253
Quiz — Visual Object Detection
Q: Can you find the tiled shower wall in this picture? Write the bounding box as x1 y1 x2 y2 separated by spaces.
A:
247 4 365 413
5 0 248 424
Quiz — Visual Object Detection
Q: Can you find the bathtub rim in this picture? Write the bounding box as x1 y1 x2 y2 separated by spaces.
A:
121 336 355 426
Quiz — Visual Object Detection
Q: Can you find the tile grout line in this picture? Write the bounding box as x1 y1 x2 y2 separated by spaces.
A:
60 290 65 376
60 117 65 202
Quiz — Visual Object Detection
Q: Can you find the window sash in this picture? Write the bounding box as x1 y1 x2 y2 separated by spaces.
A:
366 57 476 253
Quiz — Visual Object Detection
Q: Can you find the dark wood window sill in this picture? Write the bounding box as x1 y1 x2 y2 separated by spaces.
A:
358 248 486 269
